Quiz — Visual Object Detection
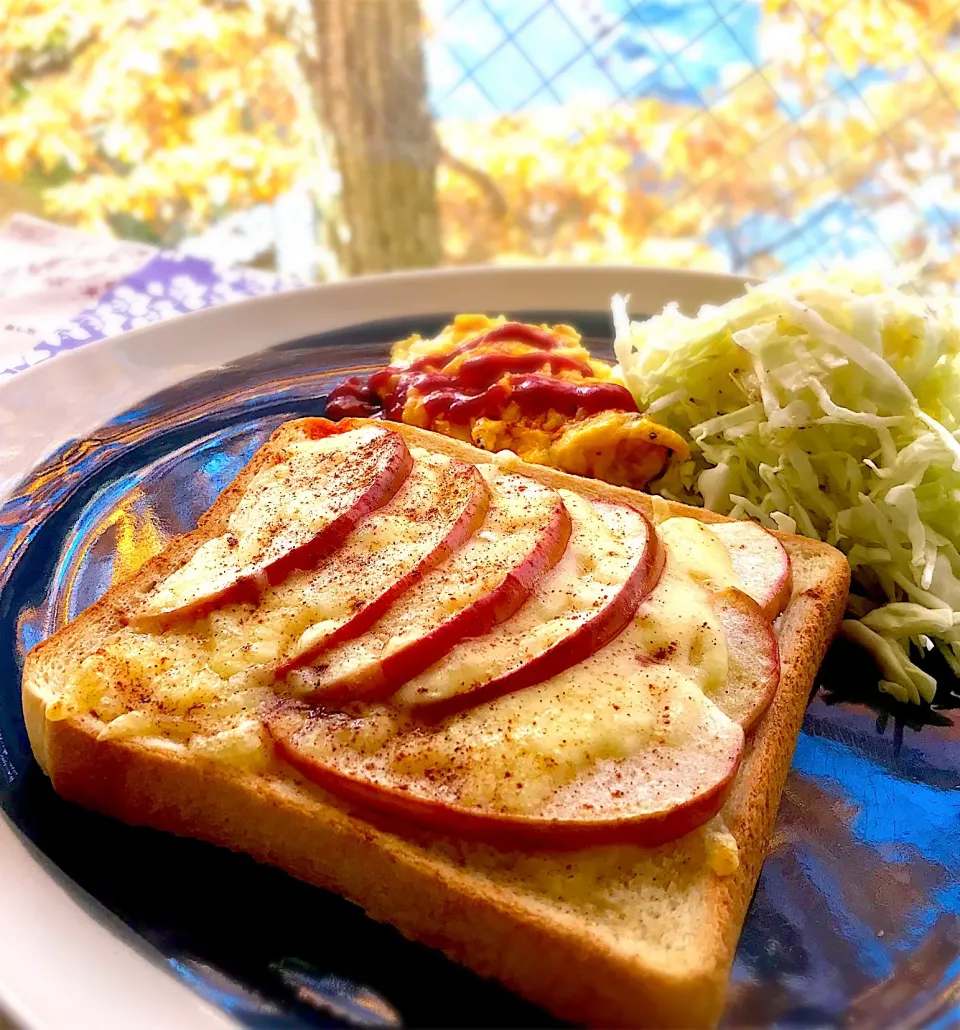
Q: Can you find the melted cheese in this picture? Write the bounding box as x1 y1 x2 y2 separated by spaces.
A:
394 490 647 706
53 625 272 752
202 448 474 675
142 425 388 615
328 638 721 814
656 518 739 590
629 518 735 696
54 502 743 799
285 466 564 695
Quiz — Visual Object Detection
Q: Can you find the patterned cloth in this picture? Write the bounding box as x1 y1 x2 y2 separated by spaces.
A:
0 215 299 382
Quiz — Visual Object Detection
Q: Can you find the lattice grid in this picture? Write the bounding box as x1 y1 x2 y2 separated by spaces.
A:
425 0 960 288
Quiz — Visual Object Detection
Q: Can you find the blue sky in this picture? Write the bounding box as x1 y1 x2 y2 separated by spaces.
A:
426 0 762 119
421 0 960 277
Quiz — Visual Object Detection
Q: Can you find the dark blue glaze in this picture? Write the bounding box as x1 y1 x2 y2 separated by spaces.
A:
1 312 958 1029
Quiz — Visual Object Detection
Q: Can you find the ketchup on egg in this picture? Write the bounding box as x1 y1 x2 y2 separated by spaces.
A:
324 321 638 425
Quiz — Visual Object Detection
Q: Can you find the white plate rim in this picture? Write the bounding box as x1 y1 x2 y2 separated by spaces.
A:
0 264 750 1030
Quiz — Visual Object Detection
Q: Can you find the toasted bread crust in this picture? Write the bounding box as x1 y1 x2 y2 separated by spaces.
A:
22 418 850 1029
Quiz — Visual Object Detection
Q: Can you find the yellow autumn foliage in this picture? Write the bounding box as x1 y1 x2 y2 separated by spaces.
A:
1 0 959 282
0 0 311 239
762 0 958 85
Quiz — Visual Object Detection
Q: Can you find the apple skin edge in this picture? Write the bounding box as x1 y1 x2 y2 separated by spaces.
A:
413 502 665 720
710 587 781 733
274 460 491 677
257 491 788 849
293 491 574 705
132 423 413 628
145 413 784 848
711 520 793 621
262 506 781 848
264 697 745 850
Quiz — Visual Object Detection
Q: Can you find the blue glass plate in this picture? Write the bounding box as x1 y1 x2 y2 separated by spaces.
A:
1 312 958 1029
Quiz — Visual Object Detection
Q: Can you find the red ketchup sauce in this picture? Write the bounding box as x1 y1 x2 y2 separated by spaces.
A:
456 349 594 384
415 373 635 425
402 322 561 374
324 376 381 419
324 322 638 425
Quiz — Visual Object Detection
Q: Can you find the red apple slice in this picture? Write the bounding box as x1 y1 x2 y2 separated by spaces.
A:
284 471 572 701
267 453 489 671
626 520 781 731
265 652 744 849
134 424 412 626
711 520 792 620
709 588 781 732
395 491 662 714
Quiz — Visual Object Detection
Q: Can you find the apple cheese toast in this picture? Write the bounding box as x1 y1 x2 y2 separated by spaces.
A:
22 417 849 1028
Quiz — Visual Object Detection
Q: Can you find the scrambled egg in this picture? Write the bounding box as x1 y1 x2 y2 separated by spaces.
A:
386 314 689 491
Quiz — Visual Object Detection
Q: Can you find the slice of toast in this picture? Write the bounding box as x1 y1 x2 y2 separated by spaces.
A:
22 418 850 1029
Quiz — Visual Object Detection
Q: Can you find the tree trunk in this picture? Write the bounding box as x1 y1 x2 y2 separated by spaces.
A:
306 0 441 276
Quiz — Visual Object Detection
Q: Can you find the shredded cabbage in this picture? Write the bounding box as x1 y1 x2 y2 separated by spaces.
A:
612 269 960 703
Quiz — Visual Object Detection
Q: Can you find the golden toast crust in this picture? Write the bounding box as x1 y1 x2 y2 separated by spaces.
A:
22 417 850 1029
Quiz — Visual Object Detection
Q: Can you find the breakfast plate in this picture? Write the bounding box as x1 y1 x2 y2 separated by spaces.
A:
1 266 958 1029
